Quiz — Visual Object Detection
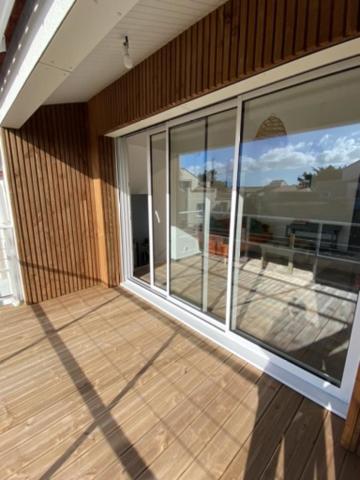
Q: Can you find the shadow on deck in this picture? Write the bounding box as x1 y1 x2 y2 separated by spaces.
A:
0 285 359 479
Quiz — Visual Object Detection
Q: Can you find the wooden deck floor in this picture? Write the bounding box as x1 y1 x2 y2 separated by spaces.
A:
0 285 359 479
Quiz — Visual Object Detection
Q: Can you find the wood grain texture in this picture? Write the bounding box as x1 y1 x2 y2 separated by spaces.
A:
2 104 99 304
0 284 359 478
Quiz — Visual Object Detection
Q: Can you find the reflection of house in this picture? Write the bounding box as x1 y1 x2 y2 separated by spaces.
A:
177 167 231 233
241 160 360 290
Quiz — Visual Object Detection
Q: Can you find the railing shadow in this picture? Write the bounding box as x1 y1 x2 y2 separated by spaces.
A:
0 293 119 366
30 303 173 479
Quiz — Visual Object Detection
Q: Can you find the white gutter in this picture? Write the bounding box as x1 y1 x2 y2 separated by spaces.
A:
0 0 76 126
0 0 15 52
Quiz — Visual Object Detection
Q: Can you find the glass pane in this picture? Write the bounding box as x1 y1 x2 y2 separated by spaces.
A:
232 67 360 384
206 110 237 319
170 108 237 321
126 131 150 283
170 118 206 310
151 132 167 290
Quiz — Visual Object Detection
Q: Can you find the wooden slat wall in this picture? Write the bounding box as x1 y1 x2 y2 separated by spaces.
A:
2 104 99 304
98 136 120 287
89 0 360 136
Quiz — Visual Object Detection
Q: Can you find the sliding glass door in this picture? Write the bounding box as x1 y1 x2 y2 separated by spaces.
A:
121 62 360 401
169 108 237 322
126 130 151 284
150 132 167 290
231 67 360 385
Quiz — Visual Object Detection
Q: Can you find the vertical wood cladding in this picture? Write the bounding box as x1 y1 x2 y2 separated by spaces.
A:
3 104 99 304
89 0 360 136
98 136 120 287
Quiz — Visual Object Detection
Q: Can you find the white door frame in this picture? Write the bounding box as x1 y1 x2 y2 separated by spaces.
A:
115 53 360 418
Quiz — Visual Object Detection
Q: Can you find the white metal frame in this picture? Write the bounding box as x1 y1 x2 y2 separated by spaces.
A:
225 96 243 333
147 126 167 295
115 53 360 418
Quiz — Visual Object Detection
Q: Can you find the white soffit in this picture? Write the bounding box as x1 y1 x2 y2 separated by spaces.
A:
46 0 227 105
0 0 140 128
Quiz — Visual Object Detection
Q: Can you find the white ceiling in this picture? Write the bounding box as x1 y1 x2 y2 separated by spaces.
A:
46 0 226 105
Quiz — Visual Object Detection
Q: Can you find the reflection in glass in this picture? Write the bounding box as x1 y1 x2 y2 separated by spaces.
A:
126 131 150 283
232 68 360 384
151 132 167 290
170 109 237 321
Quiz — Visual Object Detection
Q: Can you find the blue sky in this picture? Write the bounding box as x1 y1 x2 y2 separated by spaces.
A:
180 146 234 187
180 123 360 188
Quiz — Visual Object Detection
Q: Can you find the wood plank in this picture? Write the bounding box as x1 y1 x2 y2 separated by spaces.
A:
221 1 231 84
260 398 325 479
245 0 257 73
318 0 332 45
215 5 224 86
202 14 210 91
300 412 347 480
306 0 321 51
273 0 286 62
283 0 297 58
0 286 359 479
331 0 346 40
208 10 217 88
339 452 360 480
254 0 266 70
237 0 248 76
185 28 192 98
190 24 197 96
345 0 360 35
196 20 203 92
294 0 308 53
36 109 62 297
229 0 240 80
263 0 276 66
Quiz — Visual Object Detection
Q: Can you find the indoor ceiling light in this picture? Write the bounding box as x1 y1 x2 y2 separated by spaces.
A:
122 35 133 70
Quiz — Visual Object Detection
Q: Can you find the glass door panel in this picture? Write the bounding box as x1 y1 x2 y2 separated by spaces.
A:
150 132 167 290
170 108 237 322
126 131 150 283
170 118 206 309
232 67 360 384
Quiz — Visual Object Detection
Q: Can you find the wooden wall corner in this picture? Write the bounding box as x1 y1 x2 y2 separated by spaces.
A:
88 122 120 288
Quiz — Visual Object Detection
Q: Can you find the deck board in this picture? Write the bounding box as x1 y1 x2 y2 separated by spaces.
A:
0 285 359 479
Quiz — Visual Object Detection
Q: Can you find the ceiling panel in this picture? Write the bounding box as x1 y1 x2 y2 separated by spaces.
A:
46 0 226 104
